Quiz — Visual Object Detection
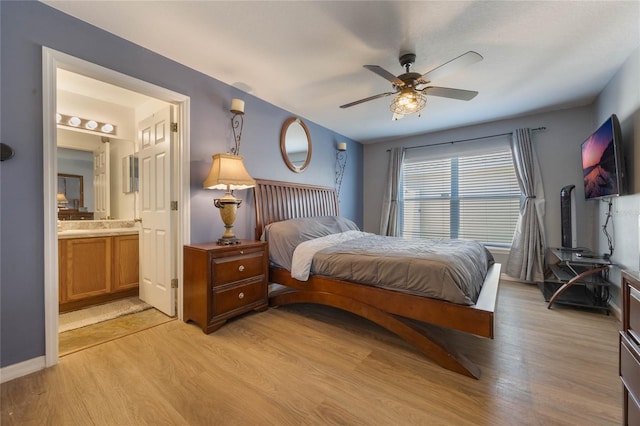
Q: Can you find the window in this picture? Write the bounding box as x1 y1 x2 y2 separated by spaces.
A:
401 140 521 246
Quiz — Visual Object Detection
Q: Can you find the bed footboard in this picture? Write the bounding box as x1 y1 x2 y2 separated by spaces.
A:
269 264 500 379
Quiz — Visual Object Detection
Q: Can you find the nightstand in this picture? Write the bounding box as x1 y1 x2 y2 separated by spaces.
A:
183 240 268 333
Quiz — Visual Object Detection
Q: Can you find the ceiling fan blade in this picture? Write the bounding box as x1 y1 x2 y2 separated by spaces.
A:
340 91 396 109
422 51 483 83
426 86 478 101
363 65 405 86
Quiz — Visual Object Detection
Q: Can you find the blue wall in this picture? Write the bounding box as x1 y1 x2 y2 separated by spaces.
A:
0 1 362 367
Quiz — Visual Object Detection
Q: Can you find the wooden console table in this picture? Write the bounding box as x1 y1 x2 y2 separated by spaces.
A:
540 248 612 313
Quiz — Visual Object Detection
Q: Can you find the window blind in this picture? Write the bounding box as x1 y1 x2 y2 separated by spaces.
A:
401 138 521 246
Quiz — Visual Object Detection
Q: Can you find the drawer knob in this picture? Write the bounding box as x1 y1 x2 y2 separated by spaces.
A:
238 292 245 299
238 265 245 272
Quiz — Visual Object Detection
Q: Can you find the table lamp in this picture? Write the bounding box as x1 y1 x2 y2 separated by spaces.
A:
203 153 255 245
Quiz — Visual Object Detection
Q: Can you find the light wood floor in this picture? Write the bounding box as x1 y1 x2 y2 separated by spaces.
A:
1 281 622 425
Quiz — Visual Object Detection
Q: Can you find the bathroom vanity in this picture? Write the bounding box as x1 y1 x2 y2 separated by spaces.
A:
58 221 139 312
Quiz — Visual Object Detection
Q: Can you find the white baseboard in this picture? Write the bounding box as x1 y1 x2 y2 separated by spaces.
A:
0 356 46 384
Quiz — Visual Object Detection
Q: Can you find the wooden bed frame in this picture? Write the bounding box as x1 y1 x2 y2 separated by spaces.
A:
253 178 500 379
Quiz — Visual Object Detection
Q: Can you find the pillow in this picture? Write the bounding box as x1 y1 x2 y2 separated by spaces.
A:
264 216 360 271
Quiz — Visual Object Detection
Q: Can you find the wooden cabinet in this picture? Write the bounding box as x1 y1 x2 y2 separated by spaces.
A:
621 271 640 425
183 240 268 333
112 235 140 292
59 234 139 312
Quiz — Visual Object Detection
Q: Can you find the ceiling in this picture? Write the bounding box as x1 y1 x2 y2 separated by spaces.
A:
42 1 640 144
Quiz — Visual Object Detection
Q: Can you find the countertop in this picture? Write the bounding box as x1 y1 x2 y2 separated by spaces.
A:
57 228 139 239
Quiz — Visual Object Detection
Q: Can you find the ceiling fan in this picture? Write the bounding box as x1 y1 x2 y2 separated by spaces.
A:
340 51 483 119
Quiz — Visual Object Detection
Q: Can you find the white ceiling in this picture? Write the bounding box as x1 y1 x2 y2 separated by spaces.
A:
42 1 640 144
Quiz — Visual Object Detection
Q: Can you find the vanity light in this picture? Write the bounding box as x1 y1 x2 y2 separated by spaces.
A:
56 113 117 136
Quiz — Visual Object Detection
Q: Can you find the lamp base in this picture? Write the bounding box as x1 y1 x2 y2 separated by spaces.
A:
217 236 241 246
214 191 243 246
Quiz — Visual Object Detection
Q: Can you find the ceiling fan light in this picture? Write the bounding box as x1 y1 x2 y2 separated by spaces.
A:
390 89 426 115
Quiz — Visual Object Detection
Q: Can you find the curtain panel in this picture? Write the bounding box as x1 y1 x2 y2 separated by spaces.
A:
505 128 547 282
380 147 404 236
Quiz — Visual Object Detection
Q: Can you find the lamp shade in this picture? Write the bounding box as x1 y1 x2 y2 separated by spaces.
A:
203 153 255 190
57 193 68 204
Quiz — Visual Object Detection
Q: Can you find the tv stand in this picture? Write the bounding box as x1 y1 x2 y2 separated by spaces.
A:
540 248 612 314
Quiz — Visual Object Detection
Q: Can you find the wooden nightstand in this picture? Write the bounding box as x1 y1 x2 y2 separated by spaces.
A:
183 240 268 333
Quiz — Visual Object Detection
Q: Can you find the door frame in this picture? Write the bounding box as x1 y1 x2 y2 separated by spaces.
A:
42 47 191 367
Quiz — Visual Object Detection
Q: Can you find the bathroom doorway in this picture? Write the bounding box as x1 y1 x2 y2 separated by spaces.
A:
55 73 175 354
43 47 191 365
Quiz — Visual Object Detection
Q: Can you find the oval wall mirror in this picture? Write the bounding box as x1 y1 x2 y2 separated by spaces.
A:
280 117 312 173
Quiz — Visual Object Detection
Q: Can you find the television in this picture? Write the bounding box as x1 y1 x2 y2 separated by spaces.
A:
581 114 626 200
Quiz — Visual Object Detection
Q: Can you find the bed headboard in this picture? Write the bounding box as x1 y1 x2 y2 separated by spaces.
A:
253 179 339 240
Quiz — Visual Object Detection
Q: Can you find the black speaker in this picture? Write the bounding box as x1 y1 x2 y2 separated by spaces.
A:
560 185 575 248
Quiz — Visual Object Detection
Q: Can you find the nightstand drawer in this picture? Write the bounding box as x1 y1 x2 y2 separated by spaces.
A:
212 279 266 317
621 333 640 404
212 251 265 286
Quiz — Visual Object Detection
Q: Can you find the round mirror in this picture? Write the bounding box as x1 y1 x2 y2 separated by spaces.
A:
280 117 312 173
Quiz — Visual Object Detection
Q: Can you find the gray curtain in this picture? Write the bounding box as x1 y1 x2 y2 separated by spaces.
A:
505 128 547 282
380 147 404 236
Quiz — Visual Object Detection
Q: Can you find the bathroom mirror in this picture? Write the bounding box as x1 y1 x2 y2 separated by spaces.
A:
280 117 312 173
57 173 84 210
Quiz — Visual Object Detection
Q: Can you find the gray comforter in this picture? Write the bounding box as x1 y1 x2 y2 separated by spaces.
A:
310 234 494 305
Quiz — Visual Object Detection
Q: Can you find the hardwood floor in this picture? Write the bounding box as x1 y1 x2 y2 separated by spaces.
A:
1 281 622 425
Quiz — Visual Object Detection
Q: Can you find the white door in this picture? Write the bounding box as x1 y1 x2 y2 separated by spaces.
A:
138 106 175 316
93 141 110 219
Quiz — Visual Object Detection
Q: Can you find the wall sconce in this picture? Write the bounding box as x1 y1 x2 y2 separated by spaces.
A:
335 142 347 199
230 98 245 155
56 113 116 136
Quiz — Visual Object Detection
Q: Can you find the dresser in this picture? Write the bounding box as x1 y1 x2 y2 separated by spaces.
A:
183 240 268 333
620 270 640 425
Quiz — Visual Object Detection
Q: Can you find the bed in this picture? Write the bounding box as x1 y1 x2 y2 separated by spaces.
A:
253 178 500 379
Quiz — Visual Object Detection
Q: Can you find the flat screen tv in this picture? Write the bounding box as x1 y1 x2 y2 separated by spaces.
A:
581 114 626 200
